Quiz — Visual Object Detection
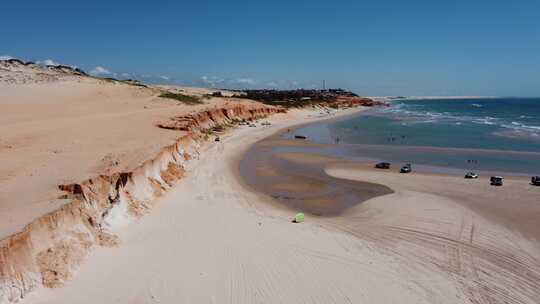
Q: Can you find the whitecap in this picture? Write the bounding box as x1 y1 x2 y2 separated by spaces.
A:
471 117 498 125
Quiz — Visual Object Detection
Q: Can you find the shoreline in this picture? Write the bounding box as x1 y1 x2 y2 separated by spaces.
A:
239 108 540 234
230 106 371 215
239 114 540 239
287 108 540 177
237 110 540 303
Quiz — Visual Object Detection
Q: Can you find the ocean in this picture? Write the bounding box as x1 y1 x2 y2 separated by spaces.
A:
291 98 540 175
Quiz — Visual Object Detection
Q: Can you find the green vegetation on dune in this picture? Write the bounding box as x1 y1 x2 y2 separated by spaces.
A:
158 92 203 105
92 76 149 88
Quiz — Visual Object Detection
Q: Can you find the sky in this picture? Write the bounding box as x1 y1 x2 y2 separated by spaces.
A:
1 0 539 96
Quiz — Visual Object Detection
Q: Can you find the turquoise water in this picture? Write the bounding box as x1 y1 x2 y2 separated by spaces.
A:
293 98 540 175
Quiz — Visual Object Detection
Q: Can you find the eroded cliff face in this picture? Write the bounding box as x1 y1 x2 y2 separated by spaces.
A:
156 105 286 131
0 103 284 304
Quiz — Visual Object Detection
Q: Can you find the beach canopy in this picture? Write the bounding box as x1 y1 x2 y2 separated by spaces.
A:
294 213 305 223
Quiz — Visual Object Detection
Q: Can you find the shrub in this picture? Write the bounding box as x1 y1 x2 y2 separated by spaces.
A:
158 92 203 105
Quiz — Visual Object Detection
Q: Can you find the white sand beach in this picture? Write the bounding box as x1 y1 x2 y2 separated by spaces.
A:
20 106 540 304
23 108 444 304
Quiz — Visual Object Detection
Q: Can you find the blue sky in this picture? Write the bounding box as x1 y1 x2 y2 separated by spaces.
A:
1 0 539 96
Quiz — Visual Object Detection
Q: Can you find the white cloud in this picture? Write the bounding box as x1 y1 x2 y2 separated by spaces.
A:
120 73 131 78
235 78 256 85
200 75 225 87
159 75 170 80
90 66 115 77
0 55 14 60
262 80 305 89
266 81 278 88
37 59 60 66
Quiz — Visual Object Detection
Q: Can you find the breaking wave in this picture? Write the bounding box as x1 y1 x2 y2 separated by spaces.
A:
370 100 540 139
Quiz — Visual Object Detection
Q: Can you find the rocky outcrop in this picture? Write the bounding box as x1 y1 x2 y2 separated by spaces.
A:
0 103 283 304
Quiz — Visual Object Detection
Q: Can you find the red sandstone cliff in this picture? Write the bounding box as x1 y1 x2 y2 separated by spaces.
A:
157 104 286 131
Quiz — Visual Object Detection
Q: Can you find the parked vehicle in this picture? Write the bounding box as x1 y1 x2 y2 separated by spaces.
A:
375 162 391 169
490 176 504 186
400 163 412 173
464 172 479 179
294 135 307 140
532 176 540 186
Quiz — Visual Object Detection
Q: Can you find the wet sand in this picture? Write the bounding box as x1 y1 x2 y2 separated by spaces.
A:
239 131 393 216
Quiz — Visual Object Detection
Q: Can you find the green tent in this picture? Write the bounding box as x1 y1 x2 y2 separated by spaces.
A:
294 213 305 223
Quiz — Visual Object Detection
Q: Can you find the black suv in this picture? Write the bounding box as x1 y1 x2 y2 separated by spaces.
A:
375 162 391 169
